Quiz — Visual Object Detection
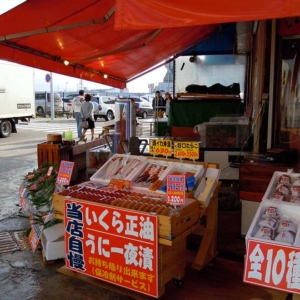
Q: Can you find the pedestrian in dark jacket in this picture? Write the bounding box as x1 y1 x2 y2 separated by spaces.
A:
152 90 166 118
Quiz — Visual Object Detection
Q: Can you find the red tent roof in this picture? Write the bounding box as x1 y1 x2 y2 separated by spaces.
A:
0 0 217 89
115 0 300 30
3 0 299 89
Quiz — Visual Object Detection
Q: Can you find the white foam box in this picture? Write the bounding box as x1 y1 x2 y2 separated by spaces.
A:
41 223 65 261
262 171 300 202
245 199 300 248
194 168 221 207
90 154 148 186
130 158 175 192
152 161 205 194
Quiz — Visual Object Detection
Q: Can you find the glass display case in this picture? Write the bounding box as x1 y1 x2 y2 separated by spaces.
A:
86 145 111 175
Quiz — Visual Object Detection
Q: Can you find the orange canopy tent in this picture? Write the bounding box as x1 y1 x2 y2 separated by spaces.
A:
0 0 217 89
1 0 300 89
115 0 300 30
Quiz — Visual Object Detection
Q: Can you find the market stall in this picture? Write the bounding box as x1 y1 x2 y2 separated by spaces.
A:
49 153 220 298
244 170 300 298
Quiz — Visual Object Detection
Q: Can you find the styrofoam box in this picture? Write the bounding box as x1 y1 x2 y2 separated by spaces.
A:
90 154 148 186
263 171 300 202
41 223 65 261
245 199 300 248
130 159 174 192
153 161 205 193
41 235 65 261
193 168 221 207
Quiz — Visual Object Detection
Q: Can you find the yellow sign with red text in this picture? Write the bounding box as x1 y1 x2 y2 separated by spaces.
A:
174 141 199 160
149 139 172 157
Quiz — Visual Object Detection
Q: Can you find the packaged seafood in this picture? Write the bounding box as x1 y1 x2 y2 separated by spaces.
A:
90 154 148 185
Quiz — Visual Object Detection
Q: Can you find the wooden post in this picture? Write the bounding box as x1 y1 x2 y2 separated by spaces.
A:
191 182 221 271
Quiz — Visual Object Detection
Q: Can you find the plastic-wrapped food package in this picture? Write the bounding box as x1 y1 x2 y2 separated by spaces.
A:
274 230 295 244
254 226 274 240
261 206 280 219
277 220 297 233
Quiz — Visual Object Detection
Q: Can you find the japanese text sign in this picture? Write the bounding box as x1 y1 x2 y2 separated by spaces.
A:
64 199 159 298
166 175 186 205
29 224 43 253
149 139 172 157
244 239 300 295
174 141 199 160
56 161 74 186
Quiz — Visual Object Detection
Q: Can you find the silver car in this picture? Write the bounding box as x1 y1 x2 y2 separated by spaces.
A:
35 92 63 114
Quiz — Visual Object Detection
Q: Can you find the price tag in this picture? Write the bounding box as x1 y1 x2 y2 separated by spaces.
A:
174 141 199 160
149 139 172 157
108 178 131 190
47 166 53 177
56 160 74 186
166 175 186 205
20 195 27 213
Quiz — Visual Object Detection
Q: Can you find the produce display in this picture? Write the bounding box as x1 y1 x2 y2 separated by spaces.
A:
59 185 185 216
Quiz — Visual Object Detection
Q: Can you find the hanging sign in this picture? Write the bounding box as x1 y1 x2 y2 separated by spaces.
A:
149 139 172 157
64 199 159 298
244 239 300 295
166 175 186 205
174 141 199 160
56 160 74 186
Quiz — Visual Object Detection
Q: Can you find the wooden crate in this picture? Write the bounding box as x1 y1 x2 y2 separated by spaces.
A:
37 143 71 168
52 194 200 245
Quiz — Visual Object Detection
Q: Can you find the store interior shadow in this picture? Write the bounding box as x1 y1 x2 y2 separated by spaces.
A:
187 180 246 263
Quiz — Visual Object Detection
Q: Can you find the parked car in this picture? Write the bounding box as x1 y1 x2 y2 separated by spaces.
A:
92 96 116 121
118 97 154 119
62 93 79 112
35 92 63 114
139 95 154 103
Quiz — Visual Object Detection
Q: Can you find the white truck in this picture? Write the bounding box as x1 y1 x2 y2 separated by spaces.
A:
0 62 35 138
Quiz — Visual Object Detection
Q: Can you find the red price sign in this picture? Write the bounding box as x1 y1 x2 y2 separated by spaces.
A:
64 199 159 298
174 141 199 160
244 239 300 294
56 160 74 186
28 224 43 253
166 175 186 205
149 139 172 157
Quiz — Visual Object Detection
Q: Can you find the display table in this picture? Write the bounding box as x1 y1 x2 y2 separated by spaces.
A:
52 157 220 298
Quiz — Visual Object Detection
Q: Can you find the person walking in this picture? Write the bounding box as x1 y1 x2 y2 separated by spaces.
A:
164 91 173 117
70 89 85 138
80 93 95 141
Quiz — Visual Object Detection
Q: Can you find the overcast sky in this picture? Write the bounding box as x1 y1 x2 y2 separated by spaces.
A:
0 0 166 93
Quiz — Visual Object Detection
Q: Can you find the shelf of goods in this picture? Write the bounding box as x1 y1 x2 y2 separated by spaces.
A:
245 171 300 296
52 154 220 297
